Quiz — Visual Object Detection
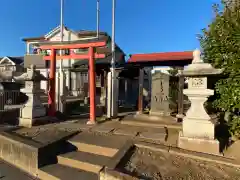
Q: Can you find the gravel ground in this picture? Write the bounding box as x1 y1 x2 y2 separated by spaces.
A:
121 147 240 180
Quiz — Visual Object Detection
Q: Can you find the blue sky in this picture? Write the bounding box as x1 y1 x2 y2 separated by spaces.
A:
0 0 220 57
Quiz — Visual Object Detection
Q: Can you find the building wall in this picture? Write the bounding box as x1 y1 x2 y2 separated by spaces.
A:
48 29 79 69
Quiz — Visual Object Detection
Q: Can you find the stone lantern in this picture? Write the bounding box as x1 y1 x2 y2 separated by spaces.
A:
178 49 223 155
14 65 48 128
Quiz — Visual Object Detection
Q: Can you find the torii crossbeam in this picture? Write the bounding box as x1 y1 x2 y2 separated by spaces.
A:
39 39 106 124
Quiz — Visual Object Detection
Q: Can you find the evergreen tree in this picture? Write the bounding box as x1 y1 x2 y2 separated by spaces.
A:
199 0 240 138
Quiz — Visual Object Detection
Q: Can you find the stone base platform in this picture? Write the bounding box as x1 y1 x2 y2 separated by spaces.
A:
121 113 181 130
178 131 220 155
134 112 177 122
19 116 59 128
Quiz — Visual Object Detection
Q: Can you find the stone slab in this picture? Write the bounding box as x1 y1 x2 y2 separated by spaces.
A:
178 131 220 155
57 122 93 132
113 128 138 137
139 132 167 142
134 113 178 123
91 126 115 134
134 141 170 153
122 115 181 130
69 132 129 150
31 129 78 145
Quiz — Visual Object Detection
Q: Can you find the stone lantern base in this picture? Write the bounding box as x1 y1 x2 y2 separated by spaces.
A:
19 116 52 128
178 131 220 155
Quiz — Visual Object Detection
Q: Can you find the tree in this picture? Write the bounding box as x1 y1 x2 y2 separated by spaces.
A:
198 0 240 138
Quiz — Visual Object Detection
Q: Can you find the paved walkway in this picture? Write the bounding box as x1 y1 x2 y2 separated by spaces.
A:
13 119 179 148
0 161 37 180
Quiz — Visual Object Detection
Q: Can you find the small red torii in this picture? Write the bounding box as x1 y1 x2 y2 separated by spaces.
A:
40 40 106 124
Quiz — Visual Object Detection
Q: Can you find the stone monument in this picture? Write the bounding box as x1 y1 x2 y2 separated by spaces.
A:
149 71 170 117
178 49 223 155
14 65 49 128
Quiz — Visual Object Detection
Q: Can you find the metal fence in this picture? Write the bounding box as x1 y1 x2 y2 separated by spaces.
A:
69 71 102 97
0 90 27 125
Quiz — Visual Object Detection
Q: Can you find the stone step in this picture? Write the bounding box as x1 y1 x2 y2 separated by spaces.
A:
121 117 182 129
68 132 127 157
57 151 111 173
38 163 98 180
70 142 118 157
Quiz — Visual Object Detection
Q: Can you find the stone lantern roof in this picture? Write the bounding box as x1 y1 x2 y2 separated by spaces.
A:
14 65 47 82
182 49 223 76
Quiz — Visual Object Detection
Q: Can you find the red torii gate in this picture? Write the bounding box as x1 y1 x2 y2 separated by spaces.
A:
39 40 106 124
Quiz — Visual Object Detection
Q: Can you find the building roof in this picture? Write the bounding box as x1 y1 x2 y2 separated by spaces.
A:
22 36 45 41
128 51 193 63
22 26 125 62
0 56 24 65
7 56 24 65
22 26 108 42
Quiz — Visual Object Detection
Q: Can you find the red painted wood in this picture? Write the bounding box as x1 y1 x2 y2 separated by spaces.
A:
40 41 106 50
48 49 56 116
43 41 105 118
43 53 105 60
88 47 96 123
128 51 193 63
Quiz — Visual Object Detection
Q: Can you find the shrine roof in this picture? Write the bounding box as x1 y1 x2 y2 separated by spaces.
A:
127 51 193 66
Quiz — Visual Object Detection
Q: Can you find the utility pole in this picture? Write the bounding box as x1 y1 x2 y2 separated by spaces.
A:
60 0 64 70
111 0 117 118
57 0 66 113
97 0 100 38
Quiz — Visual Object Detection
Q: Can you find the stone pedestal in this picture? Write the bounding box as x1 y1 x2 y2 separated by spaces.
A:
14 65 50 128
178 49 223 155
178 131 220 155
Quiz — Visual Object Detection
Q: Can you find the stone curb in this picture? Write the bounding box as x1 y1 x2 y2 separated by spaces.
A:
121 120 182 130
134 141 240 168
107 140 134 169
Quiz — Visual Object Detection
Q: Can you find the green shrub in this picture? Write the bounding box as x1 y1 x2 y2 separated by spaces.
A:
198 0 240 138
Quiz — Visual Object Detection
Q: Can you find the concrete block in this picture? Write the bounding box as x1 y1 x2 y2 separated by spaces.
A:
0 132 40 177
